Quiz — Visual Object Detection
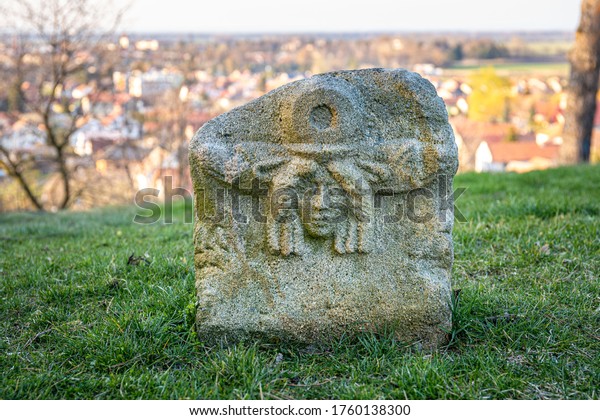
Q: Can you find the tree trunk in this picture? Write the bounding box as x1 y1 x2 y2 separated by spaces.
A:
561 0 600 164
15 173 44 211
12 168 44 211
0 148 45 210
56 146 71 210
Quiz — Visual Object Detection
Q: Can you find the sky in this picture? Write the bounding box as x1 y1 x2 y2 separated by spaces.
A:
121 0 581 33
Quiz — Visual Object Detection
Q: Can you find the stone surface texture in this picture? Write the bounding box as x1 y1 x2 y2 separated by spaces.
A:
190 68 458 349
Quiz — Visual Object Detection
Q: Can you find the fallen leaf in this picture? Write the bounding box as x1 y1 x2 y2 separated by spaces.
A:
485 312 519 325
127 253 151 266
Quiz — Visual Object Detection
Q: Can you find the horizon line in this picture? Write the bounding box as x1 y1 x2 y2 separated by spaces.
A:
0 28 575 37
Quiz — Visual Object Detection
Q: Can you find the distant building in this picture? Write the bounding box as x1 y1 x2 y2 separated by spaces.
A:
70 116 142 156
119 35 130 50
128 70 183 98
134 39 159 51
451 117 516 172
475 141 560 173
0 115 51 157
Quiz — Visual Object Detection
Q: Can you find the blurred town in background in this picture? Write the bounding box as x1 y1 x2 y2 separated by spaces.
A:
0 30 595 211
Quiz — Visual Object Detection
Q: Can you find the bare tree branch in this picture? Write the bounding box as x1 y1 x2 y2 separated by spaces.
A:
0 144 44 210
0 0 130 210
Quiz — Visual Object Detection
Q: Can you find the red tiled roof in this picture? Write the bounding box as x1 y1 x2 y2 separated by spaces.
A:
114 93 132 105
143 121 159 133
488 141 560 163
452 116 514 145
534 101 560 122
187 111 214 127
95 91 114 103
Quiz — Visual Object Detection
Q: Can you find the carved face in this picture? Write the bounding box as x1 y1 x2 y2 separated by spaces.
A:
300 177 348 239
269 157 371 254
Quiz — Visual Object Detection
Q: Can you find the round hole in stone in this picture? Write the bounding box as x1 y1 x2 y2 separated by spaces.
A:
309 104 333 130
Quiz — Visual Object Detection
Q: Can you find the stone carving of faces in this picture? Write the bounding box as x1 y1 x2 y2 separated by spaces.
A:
267 155 374 256
262 79 377 256
299 172 347 239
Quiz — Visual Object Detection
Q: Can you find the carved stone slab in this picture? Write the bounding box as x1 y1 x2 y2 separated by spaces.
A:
190 68 458 349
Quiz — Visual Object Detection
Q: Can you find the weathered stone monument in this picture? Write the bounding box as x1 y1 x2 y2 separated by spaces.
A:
190 68 458 349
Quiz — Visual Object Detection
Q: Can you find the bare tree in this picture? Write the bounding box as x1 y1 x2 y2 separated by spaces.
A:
0 0 128 210
156 87 193 188
561 0 600 164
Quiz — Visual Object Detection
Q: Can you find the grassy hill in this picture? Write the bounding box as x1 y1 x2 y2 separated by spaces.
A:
1 165 599 399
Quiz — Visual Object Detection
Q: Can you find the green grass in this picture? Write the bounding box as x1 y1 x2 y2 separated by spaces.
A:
1 165 599 399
